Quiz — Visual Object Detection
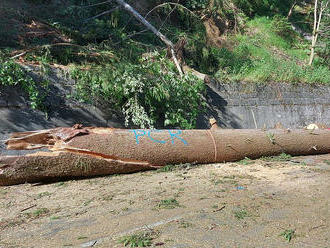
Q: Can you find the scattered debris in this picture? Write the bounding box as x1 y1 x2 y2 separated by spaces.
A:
20 204 37 212
212 205 226 212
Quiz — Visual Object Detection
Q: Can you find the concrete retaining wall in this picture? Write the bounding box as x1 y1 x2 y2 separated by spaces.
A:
197 81 330 129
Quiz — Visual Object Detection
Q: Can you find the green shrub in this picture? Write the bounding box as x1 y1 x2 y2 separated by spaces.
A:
186 0 208 10
71 52 205 129
0 59 46 109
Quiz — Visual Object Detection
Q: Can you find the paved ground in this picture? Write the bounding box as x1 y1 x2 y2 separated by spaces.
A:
0 154 330 248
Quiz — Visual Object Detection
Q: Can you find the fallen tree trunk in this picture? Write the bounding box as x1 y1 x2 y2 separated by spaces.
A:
0 126 329 186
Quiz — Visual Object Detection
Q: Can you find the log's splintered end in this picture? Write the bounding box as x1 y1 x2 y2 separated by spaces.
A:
5 125 93 150
0 125 161 186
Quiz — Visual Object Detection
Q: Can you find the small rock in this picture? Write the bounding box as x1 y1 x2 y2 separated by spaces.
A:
80 240 98 247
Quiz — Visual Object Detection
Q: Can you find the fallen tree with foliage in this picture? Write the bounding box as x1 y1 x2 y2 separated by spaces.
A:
0 126 329 186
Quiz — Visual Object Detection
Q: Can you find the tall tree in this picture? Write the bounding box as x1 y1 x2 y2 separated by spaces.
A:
309 0 329 65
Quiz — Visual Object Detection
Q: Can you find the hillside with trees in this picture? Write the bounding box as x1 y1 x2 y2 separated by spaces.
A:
0 0 329 129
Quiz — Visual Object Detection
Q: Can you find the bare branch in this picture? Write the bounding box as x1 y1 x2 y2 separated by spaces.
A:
158 5 177 32
10 52 27 60
84 6 120 22
287 0 297 19
127 29 149 38
8 43 86 61
144 2 199 20
79 0 112 8
113 29 150 46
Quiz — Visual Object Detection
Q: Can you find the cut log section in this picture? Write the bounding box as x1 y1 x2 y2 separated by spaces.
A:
0 126 329 186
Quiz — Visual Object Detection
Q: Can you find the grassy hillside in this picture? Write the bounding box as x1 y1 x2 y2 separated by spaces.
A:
213 17 329 83
0 0 329 128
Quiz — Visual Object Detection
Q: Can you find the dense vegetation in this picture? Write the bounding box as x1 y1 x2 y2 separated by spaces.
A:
0 55 47 110
0 0 329 128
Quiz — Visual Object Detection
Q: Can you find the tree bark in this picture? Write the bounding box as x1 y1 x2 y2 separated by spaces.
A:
113 0 183 75
1 126 329 186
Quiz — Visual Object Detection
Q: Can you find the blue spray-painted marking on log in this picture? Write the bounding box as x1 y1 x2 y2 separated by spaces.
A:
130 129 188 145
148 130 166 144
129 130 146 144
168 130 188 145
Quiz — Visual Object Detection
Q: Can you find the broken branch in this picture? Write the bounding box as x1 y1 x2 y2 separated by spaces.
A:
84 6 120 22
113 0 183 75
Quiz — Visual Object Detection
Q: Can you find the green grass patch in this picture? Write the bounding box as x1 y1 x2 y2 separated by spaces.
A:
24 208 50 218
102 194 114 201
157 163 194 173
157 198 180 209
77 236 88 240
178 220 192 228
118 231 156 247
54 182 66 187
261 153 292 162
36 191 51 199
211 175 240 185
234 209 249 220
83 199 93 206
157 164 176 173
0 189 8 195
280 229 295 242
50 216 61 220
213 17 330 84
238 157 254 165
